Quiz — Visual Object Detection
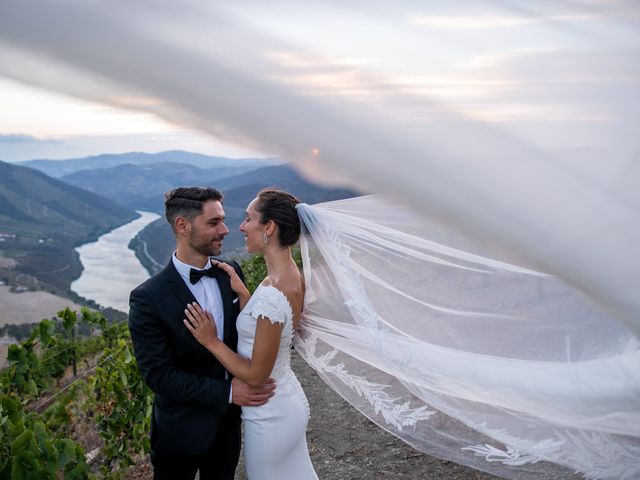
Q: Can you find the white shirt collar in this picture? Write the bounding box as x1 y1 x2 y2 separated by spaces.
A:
171 252 212 281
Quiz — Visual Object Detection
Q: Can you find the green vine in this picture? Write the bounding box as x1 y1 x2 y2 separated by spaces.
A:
0 251 290 478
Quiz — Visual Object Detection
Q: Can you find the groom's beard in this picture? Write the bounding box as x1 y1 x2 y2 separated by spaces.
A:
189 228 224 257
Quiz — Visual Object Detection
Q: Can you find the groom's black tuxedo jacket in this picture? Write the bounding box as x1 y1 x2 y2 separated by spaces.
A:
128 258 243 455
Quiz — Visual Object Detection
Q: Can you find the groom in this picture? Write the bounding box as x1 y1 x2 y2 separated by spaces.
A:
129 186 275 480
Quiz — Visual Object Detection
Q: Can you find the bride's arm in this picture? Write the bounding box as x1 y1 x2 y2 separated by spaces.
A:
184 302 282 388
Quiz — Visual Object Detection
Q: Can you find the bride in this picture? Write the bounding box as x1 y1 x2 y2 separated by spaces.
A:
183 188 318 480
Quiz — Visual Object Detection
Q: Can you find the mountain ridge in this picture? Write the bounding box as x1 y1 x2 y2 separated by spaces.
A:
18 150 282 178
59 160 260 211
131 163 360 272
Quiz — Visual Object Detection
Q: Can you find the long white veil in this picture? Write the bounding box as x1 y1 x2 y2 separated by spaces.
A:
295 195 640 479
0 1 638 478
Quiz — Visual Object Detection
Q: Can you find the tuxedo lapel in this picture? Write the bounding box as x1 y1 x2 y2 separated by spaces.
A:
214 261 235 349
165 261 197 312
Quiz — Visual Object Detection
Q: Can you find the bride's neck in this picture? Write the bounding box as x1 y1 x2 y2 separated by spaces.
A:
264 246 295 280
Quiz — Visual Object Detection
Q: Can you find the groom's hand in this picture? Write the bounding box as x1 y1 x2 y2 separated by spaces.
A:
231 377 276 406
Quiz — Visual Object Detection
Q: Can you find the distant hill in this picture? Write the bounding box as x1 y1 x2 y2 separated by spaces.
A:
19 150 282 178
0 160 138 296
57 158 351 216
131 164 360 273
218 164 358 205
216 163 303 190
60 161 262 212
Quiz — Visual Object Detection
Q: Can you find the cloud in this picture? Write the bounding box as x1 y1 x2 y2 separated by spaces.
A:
408 14 595 29
265 51 373 69
0 133 62 144
0 1 639 328
0 131 265 162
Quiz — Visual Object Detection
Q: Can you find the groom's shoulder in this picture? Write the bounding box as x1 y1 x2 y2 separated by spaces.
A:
212 256 242 273
132 262 175 295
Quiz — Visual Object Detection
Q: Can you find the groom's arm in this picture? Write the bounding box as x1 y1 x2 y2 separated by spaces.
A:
128 287 231 414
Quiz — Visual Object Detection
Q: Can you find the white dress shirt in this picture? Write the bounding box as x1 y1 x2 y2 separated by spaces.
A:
172 252 233 402
172 253 225 341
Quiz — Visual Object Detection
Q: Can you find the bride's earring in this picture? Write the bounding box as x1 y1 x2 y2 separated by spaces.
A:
263 232 268 244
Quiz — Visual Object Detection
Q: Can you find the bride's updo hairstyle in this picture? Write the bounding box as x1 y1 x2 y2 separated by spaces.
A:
255 188 301 247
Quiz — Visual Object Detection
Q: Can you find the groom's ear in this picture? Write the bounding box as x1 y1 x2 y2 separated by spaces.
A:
174 216 190 236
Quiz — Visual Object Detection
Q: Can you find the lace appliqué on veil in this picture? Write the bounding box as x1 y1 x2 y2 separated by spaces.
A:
296 333 435 431
462 427 640 478
462 444 543 466
297 209 435 431
248 285 293 325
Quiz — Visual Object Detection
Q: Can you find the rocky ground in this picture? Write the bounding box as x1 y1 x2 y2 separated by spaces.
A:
126 351 579 480
235 352 499 480
126 350 498 480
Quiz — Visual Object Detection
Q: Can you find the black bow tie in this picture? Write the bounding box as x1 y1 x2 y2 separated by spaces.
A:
189 266 220 284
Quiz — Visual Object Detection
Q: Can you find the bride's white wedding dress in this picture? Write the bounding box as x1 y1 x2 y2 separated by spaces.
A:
236 283 318 480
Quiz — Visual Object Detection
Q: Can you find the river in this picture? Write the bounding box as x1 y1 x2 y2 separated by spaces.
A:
70 211 160 312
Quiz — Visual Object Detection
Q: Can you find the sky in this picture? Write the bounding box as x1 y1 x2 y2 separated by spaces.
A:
0 76 268 161
0 1 639 327
0 1 638 163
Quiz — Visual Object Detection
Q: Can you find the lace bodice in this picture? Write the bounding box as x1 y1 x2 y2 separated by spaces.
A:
236 284 295 381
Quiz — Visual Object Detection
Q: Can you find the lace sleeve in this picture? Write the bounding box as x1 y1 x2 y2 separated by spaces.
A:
247 285 293 325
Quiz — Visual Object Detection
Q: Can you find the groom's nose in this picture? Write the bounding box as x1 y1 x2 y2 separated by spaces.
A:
218 222 229 236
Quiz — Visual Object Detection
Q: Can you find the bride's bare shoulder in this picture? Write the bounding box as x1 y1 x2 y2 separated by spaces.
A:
271 273 304 315
271 276 302 298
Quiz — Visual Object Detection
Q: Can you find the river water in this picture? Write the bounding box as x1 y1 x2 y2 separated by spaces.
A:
70 211 160 312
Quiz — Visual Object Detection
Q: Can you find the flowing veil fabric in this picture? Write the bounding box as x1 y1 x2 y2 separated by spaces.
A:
295 196 640 479
0 1 639 478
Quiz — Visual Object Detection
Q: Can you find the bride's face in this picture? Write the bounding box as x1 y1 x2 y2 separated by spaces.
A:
239 198 265 254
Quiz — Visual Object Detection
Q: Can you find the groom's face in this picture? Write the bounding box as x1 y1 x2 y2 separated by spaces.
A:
187 200 229 256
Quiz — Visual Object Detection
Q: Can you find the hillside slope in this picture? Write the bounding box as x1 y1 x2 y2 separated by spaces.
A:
0 160 138 296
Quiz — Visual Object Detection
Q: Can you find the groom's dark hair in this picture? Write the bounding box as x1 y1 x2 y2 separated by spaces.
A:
164 186 223 233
